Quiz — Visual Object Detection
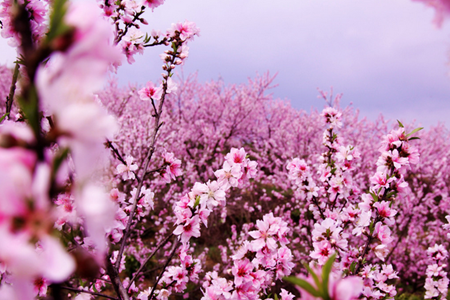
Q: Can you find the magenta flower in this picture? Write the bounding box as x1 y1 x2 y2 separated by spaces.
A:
173 215 201 244
310 240 333 265
374 222 394 245
231 258 253 286
161 152 182 183
373 201 397 219
138 81 162 101
144 0 165 11
370 172 394 190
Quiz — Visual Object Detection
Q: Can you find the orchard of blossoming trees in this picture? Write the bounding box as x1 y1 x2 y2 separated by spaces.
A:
0 0 449 299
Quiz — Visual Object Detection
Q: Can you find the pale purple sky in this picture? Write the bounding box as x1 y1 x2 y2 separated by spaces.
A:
117 0 450 128
1 0 449 127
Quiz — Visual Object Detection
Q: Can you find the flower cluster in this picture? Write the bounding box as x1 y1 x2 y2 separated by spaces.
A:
360 264 398 299
424 244 449 299
0 0 48 47
201 213 294 300
0 1 124 298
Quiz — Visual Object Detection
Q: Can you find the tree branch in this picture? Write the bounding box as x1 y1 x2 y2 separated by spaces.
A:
148 239 180 300
5 62 19 119
60 286 119 300
105 256 130 300
127 233 174 290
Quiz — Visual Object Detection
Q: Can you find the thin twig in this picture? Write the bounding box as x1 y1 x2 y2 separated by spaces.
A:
60 286 119 300
148 239 180 300
106 139 127 165
144 166 166 177
115 49 178 271
127 233 174 290
312 196 326 220
354 234 373 275
143 39 168 48
115 9 145 44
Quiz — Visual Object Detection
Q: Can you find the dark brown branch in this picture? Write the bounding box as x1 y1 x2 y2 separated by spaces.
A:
106 139 127 165
60 286 119 300
5 62 20 119
105 256 130 300
311 196 326 220
114 8 145 44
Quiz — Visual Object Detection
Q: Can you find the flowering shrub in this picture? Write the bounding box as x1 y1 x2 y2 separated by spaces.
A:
0 0 449 300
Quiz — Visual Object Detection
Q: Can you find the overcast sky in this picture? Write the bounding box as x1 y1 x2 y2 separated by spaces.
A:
1 0 450 128
117 0 450 128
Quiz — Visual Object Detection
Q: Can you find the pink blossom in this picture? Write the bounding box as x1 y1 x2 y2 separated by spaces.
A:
166 77 178 94
275 247 295 279
77 184 116 256
370 172 394 189
173 215 201 244
214 161 242 190
116 155 138 180
144 0 165 11
33 277 48 297
231 258 253 286
329 274 363 300
373 201 397 218
374 222 394 245
287 157 310 183
138 81 162 101
280 288 295 300
248 213 279 251
321 106 342 128
161 152 182 183
310 240 333 265
168 20 200 41
225 147 247 165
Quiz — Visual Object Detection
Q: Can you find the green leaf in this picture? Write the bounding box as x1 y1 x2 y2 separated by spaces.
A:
14 55 25 65
369 220 375 235
274 294 279 300
46 0 71 42
284 276 322 298
0 112 9 123
144 33 151 43
321 254 336 300
17 85 40 137
406 127 424 137
408 136 420 141
369 192 378 202
304 263 322 294
52 147 70 176
385 191 396 199
397 120 404 128
193 195 200 208
349 261 357 274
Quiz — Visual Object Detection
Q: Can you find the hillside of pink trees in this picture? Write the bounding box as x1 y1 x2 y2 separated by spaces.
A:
0 0 450 300
97 72 450 299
